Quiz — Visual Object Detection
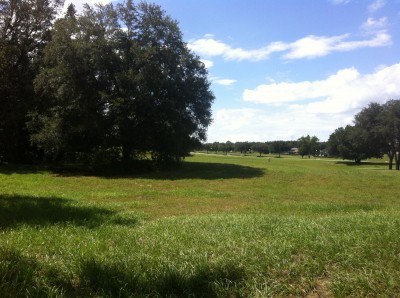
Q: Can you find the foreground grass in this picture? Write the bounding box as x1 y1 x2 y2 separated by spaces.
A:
1 155 400 297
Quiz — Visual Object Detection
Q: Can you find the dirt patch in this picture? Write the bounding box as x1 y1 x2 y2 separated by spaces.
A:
305 278 333 298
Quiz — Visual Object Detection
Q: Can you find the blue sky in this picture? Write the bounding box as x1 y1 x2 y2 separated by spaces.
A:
67 0 400 142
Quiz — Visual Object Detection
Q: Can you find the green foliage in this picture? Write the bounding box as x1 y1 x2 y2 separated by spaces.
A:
298 135 319 158
0 0 63 162
31 5 112 160
379 100 400 169
329 125 367 163
1 1 214 167
251 142 269 156
328 100 400 168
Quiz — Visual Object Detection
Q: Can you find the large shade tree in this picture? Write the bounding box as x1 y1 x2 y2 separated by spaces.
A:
30 1 214 164
328 100 400 169
0 0 63 162
30 4 113 160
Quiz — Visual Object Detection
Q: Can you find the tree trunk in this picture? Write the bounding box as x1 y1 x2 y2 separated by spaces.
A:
396 152 400 171
388 151 394 170
122 145 131 162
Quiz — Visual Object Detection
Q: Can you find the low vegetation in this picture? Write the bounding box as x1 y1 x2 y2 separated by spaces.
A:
1 154 400 297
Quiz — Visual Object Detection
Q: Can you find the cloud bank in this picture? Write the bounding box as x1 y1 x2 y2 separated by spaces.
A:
188 25 391 61
243 63 400 111
208 63 400 142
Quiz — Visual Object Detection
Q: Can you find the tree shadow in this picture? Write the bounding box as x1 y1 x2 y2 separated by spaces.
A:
0 194 139 229
0 248 57 297
137 162 265 180
53 162 265 180
0 250 245 297
0 162 265 180
335 161 389 167
79 258 244 297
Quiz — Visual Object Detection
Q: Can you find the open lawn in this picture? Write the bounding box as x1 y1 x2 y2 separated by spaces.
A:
1 154 400 297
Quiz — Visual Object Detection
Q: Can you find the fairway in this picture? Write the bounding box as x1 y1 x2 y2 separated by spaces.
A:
1 154 400 297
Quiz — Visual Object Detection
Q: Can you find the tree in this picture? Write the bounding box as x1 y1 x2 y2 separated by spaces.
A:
328 100 400 169
235 142 251 154
353 102 384 160
298 135 310 158
30 4 114 161
225 141 234 153
297 135 319 158
379 100 400 170
0 0 63 162
328 125 370 164
252 142 269 157
327 127 345 157
30 1 214 165
269 140 286 157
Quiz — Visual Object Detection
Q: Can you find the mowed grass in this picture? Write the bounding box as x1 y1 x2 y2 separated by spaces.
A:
1 154 400 297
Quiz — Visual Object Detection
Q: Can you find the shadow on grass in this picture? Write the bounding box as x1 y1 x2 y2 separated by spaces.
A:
139 162 265 180
80 258 244 297
0 248 57 297
0 162 265 180
0 163 43 175
0 250 245 297
335 161 389 167
0 248 86 297
0 194 139 229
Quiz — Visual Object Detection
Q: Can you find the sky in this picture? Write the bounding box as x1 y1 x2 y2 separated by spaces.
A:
64 0 400 142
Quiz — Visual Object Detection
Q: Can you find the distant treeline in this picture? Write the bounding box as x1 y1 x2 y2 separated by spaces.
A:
200 139 328 158
201 99 400 171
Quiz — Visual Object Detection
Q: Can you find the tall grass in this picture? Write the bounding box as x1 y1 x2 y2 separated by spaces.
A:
1 154 400 296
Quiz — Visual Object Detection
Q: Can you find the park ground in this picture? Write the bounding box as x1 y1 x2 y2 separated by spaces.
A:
1 154 400 297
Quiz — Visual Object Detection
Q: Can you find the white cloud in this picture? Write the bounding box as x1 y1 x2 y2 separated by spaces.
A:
200 59 214 69
188 29 391 61
189 38 230 57
368 0 386 13
213 108 259 131
188 37 286 61
243 63 400 115
243 67 358 104
361 17 388 35
211 77 237 86
207 107 349 142
361 17 391 39
333 32 391 50
208 64 400 142
283 32 391 59
283 34 348 59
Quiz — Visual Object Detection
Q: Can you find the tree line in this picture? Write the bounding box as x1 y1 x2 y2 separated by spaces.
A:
202 99 400 171
327 100 400 170
0 0 214 167
201 138 327 158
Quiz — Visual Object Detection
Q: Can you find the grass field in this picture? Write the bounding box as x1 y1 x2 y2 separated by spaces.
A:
1 154 400 297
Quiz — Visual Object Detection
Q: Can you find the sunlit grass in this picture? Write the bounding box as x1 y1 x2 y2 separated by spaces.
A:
1 154 400 296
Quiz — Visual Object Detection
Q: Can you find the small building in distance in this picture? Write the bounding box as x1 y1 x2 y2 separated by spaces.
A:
290 147 299 155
